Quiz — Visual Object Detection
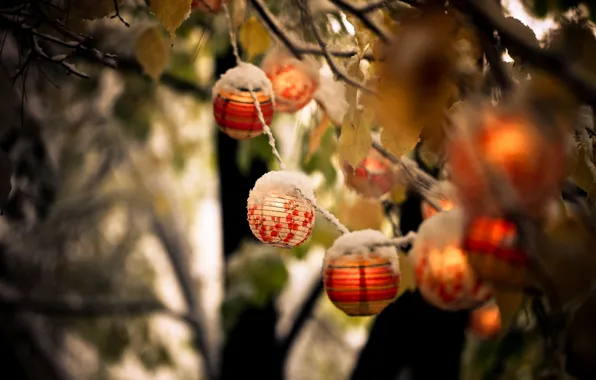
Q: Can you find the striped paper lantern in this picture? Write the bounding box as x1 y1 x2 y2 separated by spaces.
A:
324 253 400 316
463 216 528 288
266 63 317 113
247 193 314 248
213 88 274 140
323 230 400 317
342 148 397 199
191 0 229 12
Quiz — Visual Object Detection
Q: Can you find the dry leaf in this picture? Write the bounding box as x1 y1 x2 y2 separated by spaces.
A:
135 26 171 80
493 289 524 332
238 17 271 60
338 123 372 168
230 0 247 28
150 0 192 39
337 191 384 231
307 113 331 161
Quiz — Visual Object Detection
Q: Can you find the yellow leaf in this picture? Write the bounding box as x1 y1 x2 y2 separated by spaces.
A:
569 145 596 197
238 17 271 60
150 0 192 39
397 252 416 297
389 185 407 204
67 0 124 20
135 26 171 81
338 122 372 168
307 113 331 161
493 289 524 332
337 191 384 231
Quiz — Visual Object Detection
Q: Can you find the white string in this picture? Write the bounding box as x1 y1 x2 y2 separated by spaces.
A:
248 86 287 170
366 231 417 251
222 3 241 64
294 188 349 234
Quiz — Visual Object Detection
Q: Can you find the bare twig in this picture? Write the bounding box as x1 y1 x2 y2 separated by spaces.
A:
328 0 393 43
110 0 130 27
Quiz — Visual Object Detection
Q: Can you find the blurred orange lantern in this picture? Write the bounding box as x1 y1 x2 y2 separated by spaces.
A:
421 198 455 220
247 171 315 248
191 0 229 12
447 107 567 218
410 209 493 310
323 230 400 316
342 148 397 199
213 88 274 140
261 47 320 113
463 216 528 288
469 303 501 339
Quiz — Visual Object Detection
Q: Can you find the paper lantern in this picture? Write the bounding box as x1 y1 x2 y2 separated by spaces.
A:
191 0 229 12
213 63 275 140
342 148 397 199
447 104 567 218
262 46 320 113
463 216 528 288
469 302 501 339
421 198 455 220
410 209 493 310
323 230 400 316
247 171 315 248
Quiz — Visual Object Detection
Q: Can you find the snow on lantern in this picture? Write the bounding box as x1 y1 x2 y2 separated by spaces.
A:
342 147 397 199
191 0 229 12
261 46 320 113
247 171 315 248
446 103 568 218
410 209 493 311
463 216 528 288
323 230 400 316
469 302 501 340
213 62 275 140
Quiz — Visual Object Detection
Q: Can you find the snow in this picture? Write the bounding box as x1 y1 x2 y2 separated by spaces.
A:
313 76 349 125
212 62 274 101
325 229 400 274
412 208 465 250
248 170 315 203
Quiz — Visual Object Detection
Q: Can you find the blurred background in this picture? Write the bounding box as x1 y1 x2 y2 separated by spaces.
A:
0 0 570 379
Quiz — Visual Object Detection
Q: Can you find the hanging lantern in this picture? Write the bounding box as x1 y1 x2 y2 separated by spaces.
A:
342 148 397 199
463 216 528 288
410 209 493 311
247 171 315 248
447 103 568 218
213 63 275 140
421 181 458 220
421 198 455 220
191 0 229 12
261 46 320 113
323 230 400 316
469 302 501 339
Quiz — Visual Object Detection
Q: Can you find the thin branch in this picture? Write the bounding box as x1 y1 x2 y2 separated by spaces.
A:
328 0 393 43
457 0 596 109
297 0 375 94
110 0 130 27
479 32 513 95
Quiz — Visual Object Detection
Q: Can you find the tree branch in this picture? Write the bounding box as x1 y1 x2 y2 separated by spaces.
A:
328 0 393 43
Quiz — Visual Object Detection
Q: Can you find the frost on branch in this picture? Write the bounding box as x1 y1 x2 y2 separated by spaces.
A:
248 170 315 203
314 76 350 127
212 62 274 101
325 229 399 275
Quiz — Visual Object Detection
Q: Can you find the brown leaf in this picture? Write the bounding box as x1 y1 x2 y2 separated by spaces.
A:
493 289 524 332
337 191 385 231
307 113 331 161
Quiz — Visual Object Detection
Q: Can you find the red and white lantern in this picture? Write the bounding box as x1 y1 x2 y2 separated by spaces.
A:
342 148 397 199
213 63 275 140
410 209 493 311
447 103 568 218
247 171 315 248
463 216 528 288
191 0 229 12
261 46 320 113
469 302 501 340
323 230 400 316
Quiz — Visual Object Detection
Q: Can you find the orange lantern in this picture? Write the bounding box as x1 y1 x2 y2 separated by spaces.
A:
421 198 455 220
323 230 400 316
342 148 397 199
247 171 315 248
469 302 501 339
213 63 275 140
447 104 567 218
191 0 229 12
410 209 493 310
261 46 320 113
462 216 528 288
